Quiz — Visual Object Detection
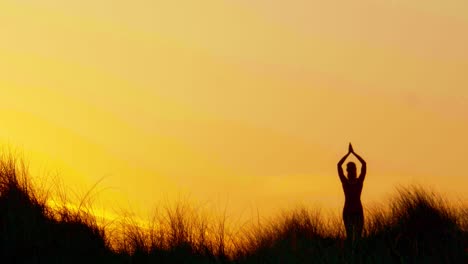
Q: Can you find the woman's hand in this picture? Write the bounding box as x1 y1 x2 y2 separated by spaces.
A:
349 143 354 154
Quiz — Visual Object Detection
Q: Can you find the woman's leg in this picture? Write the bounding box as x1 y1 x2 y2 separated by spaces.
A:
343 211 353 240
355 210 364 239
343 211 364 241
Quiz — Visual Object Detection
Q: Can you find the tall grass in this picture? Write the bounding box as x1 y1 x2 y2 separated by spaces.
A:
113 199 233 263
0 155 465 263
0 154 114 263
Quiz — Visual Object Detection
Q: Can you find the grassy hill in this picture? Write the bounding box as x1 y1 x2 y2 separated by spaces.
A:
0 157 466 263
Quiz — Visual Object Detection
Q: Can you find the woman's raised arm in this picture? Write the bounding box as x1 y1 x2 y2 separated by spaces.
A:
337 152 350 183
353 152 367 183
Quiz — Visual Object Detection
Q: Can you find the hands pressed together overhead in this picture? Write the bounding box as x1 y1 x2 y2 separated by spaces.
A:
349 143 354 154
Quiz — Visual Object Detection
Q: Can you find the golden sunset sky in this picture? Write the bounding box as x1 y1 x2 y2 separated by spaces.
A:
1 0 467 221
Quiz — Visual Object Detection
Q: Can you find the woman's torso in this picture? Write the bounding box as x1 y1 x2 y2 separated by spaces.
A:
342 181 363 213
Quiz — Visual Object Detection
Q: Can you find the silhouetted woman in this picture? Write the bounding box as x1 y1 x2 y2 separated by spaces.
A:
337 143 366 241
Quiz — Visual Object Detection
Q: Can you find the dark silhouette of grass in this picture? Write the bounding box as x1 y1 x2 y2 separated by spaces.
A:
0 156 466 263
0 155 114 263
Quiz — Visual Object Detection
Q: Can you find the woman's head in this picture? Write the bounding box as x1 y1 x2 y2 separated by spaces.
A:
346 162 357 179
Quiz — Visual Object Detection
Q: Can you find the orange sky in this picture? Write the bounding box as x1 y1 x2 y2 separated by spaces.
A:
1 0 467 221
